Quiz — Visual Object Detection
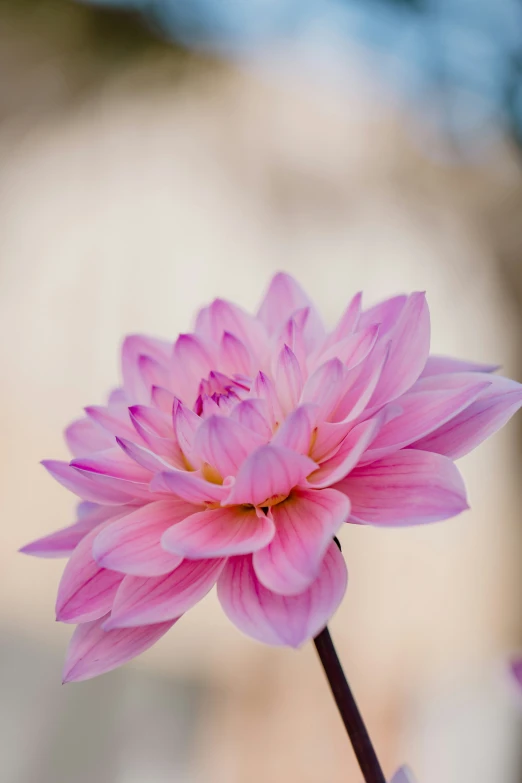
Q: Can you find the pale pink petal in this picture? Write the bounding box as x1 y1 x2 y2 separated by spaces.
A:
230 399 273 439
274 345 304 415
311 419 358 463
308 417 382 488
217 541 347 647
250 371 283 427
129 404 172 438
62 615 176 682
116 437 179 473
272 404 317 454
361 378 491 463
276 314 308 373
510 657 522 691
65 417 114 457
224 445 317 507
138 354 170 395
301 358 347 420
121 334 171 404
161 505 275 558
20 522 96 559
192 415 265 479
332 343 389 422
42 460 134 505
257 272 324 346
410 376 522 458
370 292 430 406
70 448 153 500
128 406 184 466
420 355 499 378
310 324 379 373
150 470 227 504
106 558 226 627
219 332 253 376
253 488 350 595
92 499 198 576
337 450 468 525
171 334 215 403
85 405 136 440
151 385 176 414
194 298 268 357
173 400 202 466
323 291 362 349
359 294 408 334
56 525 124 623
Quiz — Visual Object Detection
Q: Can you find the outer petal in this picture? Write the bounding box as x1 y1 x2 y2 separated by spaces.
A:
151 470 227 504
224 445 317 507
56 525 125 623
336 450 468 526
410 376 522 459
171 334 214 403
92 500 198 576
370 292 430 406
301 358 347 421
253 488 350 595
274 345 304 415
70 447 153 500
360 379 490 463
65 417 114 457
219 332 253 376
42 460 134 505
323 291 362 349
62 615 176 683
420 355 499 377
106 558 226 628
193 416 265 478
129 404 184 465
116 437 179 474
359 294 408 334
121 334 171 404
85 405 137 440
390 767 417 783
195 298 268 357
309 324 379 374
217 542 347 647
161 506 275 558
332 343 389 423
257 272 324 346
308 417 382 488
230 399 273 439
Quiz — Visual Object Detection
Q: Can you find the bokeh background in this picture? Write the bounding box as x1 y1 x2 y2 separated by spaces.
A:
2 1 522 781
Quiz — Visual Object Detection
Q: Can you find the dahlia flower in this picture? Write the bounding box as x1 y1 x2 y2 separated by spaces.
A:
22 273 522 683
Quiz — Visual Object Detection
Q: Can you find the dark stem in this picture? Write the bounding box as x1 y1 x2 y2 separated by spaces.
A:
313 626 386 783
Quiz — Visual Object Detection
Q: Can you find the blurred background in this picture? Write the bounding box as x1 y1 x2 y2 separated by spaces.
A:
1 1 522 781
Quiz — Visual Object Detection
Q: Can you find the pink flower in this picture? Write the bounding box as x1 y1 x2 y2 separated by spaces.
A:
22 273 522 682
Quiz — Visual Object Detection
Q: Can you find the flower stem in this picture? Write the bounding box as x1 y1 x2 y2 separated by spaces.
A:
313 626 386 783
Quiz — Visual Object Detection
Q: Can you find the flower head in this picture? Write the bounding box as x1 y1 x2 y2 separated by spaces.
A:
22 273 522 681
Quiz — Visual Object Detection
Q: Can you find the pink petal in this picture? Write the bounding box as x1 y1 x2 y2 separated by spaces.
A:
359 294 408 334
230 399 273 439
172 400 201 466
217 541 347 647
272 404 317 454
308 417 382 488
332 343 389 422
116 437 179 473
20 522 96 559
310 419 358 463
301 358 347 420
70 447 153 500
151 385 176 414
224 444 317 507
310 324 379 373
193 415 265 479
253 488 350 595
138 354 170 395
257 272 324 346
390 767 417 783
370 292 430 406
274 345 304 415
410 375 522 459
161 505 275 558
361 378 491 463
420 355 499 378
121 334 171 404
194 298 268 357
129 404 172 438
510 657 522 691
65 417 114 457
42 460 134 505
171 334 214 403
276 314 308 372
62 615 176 682
106 558 226 627
250 371 283 427
56 525 125 623
336 450 468 526
219 332 253 376
150 470 227 504
323 291 362 348
92 500 198 576
85 405 136 440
